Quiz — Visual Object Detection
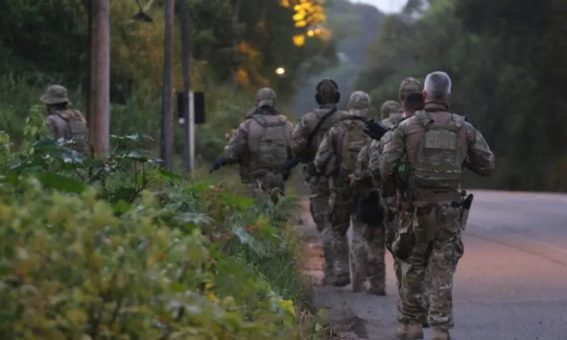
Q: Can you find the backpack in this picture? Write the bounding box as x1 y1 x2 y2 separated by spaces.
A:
412 111 464 190
54 110 89 155
248 113 291 171
337 118 370 178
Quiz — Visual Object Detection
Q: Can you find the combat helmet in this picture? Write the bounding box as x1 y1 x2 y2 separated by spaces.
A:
380 100 401 119
255 87 277 108
348 91 371 117
348 91 371 110
398 77 421 101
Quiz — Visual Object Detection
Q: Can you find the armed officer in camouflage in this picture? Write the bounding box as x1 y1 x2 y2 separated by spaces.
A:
291 79 348 285
365 79 425 319
350 97 408 295
381 72 494 340
313 91 373 287
40 85 88 154
380 100 403 129
332 92 390 295
210 87 293 202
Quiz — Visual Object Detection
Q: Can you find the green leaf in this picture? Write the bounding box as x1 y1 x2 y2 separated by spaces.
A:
35 173 86 193
110 187 138 202
220 192 254 210
159 168 183 180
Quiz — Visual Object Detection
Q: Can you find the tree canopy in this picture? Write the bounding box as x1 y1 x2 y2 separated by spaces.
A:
358 0 567 191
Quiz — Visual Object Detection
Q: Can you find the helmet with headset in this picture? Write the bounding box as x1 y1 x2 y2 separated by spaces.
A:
315 79 341 105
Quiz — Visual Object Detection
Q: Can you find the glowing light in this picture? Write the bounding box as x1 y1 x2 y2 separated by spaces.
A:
292 34 306 46
275 67 286 76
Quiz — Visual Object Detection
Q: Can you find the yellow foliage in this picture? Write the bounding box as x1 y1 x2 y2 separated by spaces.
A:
235 67 251 87
238 42 261 58
293 34 306 47
279 299 297 318
286 0 329 45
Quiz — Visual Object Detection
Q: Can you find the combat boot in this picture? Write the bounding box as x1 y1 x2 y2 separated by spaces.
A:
368 277 386 296
367 284 386 296
432 328 451 340
396 322 423 339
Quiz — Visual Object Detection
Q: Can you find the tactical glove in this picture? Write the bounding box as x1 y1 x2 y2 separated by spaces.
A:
364 119 389 141
278 158 299 175
209 157 227 174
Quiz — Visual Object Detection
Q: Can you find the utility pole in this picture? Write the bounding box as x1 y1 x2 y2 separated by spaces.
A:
87 0 110 157
160 0 174 168
178 0 194 173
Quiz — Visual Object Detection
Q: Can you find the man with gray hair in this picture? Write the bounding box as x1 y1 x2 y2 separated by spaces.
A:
381 71 494 340
424 71 452 101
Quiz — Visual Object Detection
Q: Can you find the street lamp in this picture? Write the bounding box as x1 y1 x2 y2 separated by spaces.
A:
275 66 286 77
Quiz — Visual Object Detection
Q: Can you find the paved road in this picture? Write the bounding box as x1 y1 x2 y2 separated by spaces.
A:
311 190 567 340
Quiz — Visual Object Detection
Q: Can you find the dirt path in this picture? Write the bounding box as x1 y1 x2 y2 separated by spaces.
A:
298 199 400 340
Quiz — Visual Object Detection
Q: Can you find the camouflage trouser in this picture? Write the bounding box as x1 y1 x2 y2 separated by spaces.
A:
351 217 368 289
352 217 386 291
398 203 463 330
328 190 354 276
387 211 431 323
307 176 334 280
246 171 285 203
385 216 405 315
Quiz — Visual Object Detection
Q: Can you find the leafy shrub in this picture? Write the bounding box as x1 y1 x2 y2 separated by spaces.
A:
0 129 318 338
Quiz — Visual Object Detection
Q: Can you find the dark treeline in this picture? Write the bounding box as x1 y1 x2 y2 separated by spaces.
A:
358 0 567 191
0 0 335 160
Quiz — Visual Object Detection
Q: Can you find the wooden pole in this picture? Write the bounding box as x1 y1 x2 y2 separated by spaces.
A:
88 0 111 157
160 0 174 168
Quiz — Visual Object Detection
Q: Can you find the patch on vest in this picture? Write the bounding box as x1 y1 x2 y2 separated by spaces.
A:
424 130 457 150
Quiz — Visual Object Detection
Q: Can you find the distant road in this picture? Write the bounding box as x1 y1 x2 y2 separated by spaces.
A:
312 190 567 340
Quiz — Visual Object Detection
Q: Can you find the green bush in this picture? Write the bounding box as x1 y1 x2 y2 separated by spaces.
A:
0 129 319 339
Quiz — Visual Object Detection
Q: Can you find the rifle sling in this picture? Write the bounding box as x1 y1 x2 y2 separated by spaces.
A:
306 107 338 149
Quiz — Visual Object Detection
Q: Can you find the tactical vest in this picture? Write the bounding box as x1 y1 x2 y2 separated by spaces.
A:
336 119 370 179
247 113 290 172
411 111 465 191
52 110 89 155
54 110 87 141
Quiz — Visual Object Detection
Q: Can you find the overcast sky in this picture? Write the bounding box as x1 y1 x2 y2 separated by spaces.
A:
350 0 406 13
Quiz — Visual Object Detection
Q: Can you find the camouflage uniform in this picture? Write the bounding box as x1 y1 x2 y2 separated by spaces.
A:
292 80 347 284
40 85 88 154
380 100 403 129
352 140 386 294
371 88 428 320
220 88 294 201
313 91 372 286
380 101 495 332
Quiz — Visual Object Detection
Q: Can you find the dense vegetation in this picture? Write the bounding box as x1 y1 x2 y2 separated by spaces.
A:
0 0 335 163
0 114 321 338
358 0 567 191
